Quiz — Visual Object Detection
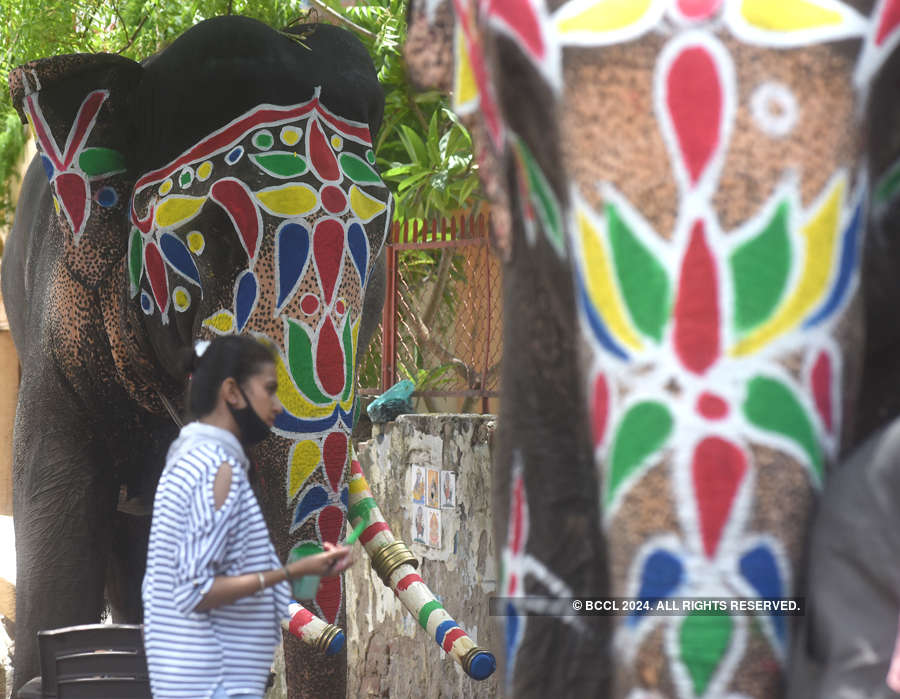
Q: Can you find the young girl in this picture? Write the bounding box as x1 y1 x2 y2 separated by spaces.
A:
143 336 353 698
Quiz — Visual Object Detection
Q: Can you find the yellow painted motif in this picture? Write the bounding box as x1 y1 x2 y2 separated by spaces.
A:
155 196 206 228
349 185 387 222
453 25 478 111
578 207 644 352
731 177 844 356
197 161 213 181
331 135 343 150
274 353 339 419
173 287 191 311
339 318 361 413
256 184 318 216
555 0 654 35
740 0 843 30
290 440 322 497
281 127 301 146
202 310 236 334
53 196 60 215
187 231 206 254
348 477 368 496
159 179 173 196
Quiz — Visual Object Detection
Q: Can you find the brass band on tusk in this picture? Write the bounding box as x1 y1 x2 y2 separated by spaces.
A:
314 623 343 654
369 540 418 585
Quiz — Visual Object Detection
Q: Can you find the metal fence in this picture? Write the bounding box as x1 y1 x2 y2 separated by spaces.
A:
357 213 502 414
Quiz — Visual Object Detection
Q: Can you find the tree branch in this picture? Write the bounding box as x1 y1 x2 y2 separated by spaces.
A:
305 0 376 39
116 14 148 55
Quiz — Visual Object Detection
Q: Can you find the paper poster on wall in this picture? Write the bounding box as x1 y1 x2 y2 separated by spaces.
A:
441 471 456 508
427 507 442 549
427 468 440 508
413 504 426 544
411 465 426 505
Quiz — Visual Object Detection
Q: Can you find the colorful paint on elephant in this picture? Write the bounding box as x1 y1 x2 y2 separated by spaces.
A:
445 0 900 696
129 92 391 625
22 89 126 243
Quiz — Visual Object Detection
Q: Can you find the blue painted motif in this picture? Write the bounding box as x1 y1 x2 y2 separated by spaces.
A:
235 270 258 332
504 601 521 688
226 146 245 165
41 155 54 180
293 486 329 527
629 549 683 626
140 291 153 314
347 222 369 287
340 486 349 510
803 202 863 328
96 186 117 207
740 544 785 641
160 232 201 286
276 222 310 310
275 403 354 435
435 619 458 645
575 267 630 361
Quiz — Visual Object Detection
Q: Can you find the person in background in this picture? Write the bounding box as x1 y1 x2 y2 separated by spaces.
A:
143 336 353 698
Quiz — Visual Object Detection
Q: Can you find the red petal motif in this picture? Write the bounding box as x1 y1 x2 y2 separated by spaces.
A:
308 118 341 182
665 45 722 186
323 431 348 493
316 315 345 397
811 351 833 433
876 0 900 45
313 218 345 306
693 437 747 558
674 221 720 374
144 241 169 314
54 172 90 239
210 179 261 260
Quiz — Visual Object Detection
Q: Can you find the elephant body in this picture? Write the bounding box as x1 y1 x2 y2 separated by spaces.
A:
3 17 391 695
405 0 900 696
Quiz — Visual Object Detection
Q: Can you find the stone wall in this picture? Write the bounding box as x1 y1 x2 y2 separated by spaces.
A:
345 414 501 698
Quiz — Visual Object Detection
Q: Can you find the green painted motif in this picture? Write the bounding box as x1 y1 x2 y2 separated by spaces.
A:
514 138 565 256
743 376 823 479
679 612 733 696
253 130 274 150
128 228 143 297
289 542 322 559
606 203 670 342
179 168 193 188
286 319 333 405
348 496 378 524
339 152 382 184
875 159 900 205
78 147 125 177
606 401 673 505
418 600 443 630
730 201 791 334
341 319 354 403
251 152 308 178
366 149 376 165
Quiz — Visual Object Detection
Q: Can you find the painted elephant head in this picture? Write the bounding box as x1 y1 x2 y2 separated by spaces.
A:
405 0 900 697
6 16 390 695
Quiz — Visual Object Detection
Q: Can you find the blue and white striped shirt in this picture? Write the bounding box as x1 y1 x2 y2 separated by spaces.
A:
143 422 291 698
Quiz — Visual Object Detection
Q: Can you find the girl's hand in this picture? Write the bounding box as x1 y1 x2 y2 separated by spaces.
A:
286 543 354 579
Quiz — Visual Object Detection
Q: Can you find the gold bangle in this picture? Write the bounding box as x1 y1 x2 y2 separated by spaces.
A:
257 571 265 592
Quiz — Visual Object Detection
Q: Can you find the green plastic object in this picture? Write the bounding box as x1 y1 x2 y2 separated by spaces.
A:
367 379 415 423
345 517 367 545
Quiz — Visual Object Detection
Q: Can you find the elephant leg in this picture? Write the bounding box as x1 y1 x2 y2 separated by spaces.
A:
11 368 115 692
105 510 151 623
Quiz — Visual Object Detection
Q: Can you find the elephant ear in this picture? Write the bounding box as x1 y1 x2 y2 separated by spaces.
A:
9 53 143 285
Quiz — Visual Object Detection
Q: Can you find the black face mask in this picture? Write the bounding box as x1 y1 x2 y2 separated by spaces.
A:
228 385 271 446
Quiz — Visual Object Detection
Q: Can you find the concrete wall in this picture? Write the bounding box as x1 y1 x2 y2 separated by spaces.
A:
346 414 502 698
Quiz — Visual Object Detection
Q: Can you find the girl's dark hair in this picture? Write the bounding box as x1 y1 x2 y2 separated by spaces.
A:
183 336 276 418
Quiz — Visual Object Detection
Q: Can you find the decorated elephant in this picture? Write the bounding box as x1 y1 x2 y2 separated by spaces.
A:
2 16 493 697
404 0 900 697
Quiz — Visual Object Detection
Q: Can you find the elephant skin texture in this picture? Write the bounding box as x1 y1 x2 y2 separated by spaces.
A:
3 17 391 697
